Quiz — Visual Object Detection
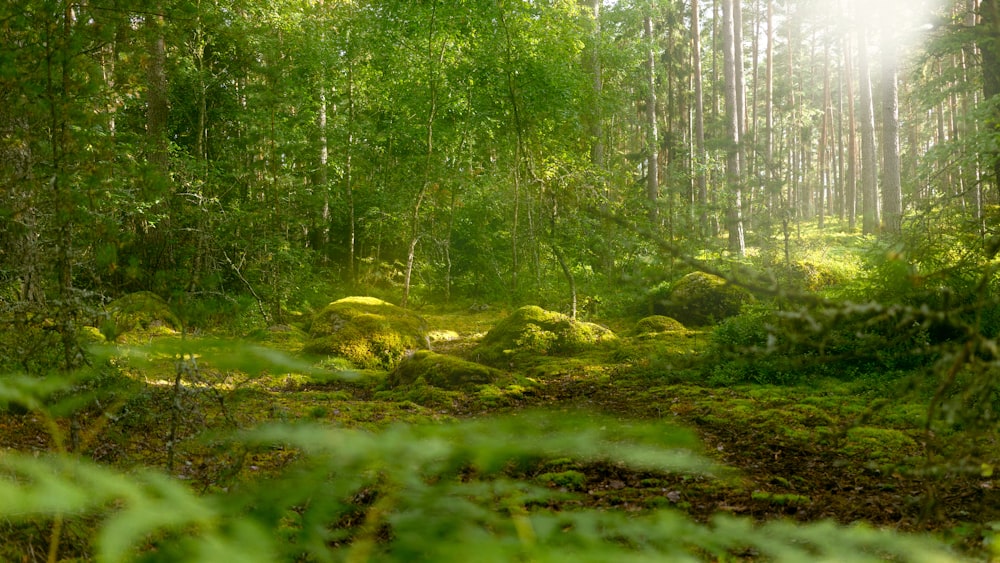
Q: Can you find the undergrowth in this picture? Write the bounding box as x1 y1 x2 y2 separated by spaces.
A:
0 338 985 562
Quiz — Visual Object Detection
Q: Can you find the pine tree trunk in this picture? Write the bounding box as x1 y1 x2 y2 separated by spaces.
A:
881 37 902 234
722 0 745 256
857 25 880 235
644 13 660 226
693 0 709 237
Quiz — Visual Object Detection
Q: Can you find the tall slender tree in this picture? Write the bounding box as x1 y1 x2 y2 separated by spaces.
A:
693 0 710 237
644 11 660 226
881 31 903 234
857 23 880 235
722 0 746 255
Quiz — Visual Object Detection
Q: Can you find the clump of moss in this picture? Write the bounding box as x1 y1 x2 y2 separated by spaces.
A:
842 426 918 463
103 291 182 341
247 324 309 353
303 296 428 370
536 470 588 491
654 272 753 327
386 350 505 390
635 315 686 336
475 305 617 364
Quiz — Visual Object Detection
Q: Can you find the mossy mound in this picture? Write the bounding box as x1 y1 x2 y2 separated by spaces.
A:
654 272 752 327
635 315 686 335
104 291 181 340
303 296 428 370
476 305 616 363
386 350 505 390
248 324 309 353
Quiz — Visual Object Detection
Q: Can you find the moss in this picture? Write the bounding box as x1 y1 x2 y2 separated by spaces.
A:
104 291 182 341
842 426 918 462
751 491 811 506
634 315 687 335
475 305 617 364
536 470 588 491
247 324 308 353
655 272 753 327
303 296 428 370
78 325 107 345
386 350 505 390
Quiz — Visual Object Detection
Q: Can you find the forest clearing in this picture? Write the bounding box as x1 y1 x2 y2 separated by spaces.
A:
3 0 1000 560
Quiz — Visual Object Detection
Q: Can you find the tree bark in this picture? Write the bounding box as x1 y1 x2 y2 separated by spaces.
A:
844 31 858 231
765 0 775 219
644 13 660 226
693 0 709 237
857 24 880 235
981 0 1000 190
722 0 745 256
881 36 902 235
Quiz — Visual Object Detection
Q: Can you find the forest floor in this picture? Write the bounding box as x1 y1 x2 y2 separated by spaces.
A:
1 305 998 559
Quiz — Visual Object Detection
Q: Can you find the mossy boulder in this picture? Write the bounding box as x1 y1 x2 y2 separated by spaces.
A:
248 324 309 353
303 296 428 370
635 315 686 336
104 291 181 340
386 350 505 390
654 272 752 327
476 305 616 363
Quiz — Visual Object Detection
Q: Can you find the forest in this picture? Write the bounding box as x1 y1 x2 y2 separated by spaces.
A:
1 0 999 560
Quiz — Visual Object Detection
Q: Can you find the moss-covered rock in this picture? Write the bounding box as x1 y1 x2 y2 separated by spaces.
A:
248 324 309 353
475 305 616 363
104 291 181 341
386 350 505 390
303 296 428 370
654 272 752 327
635 315 686 335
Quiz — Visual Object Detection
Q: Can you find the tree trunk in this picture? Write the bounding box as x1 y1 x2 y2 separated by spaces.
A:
881 36 902 235
693 0 709 237
583 0 604 170
980 0 1000 192
644 13 660 226
402 4 443 308
844 32 858 231
145 5 169 180
722 0 745 256
765 0 774 220
857 25 880 235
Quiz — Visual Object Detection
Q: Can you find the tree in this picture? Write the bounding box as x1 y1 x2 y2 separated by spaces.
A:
693 0 710 237
644 10 660 226
722 0 746 255
881 28 903 235
857 22 880 235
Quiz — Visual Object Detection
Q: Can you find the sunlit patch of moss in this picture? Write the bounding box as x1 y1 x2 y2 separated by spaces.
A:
536 470 588 491
752 491 811 506
475 306 617 365
387 350 506 390
78 325 107 344
475 383 531 408
652 272 754 327
634 315 686 336
104 291 182 342
375 378 461 410
427 329 460 343
842 426 919 463
303 296 428 370
247 324 308 353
